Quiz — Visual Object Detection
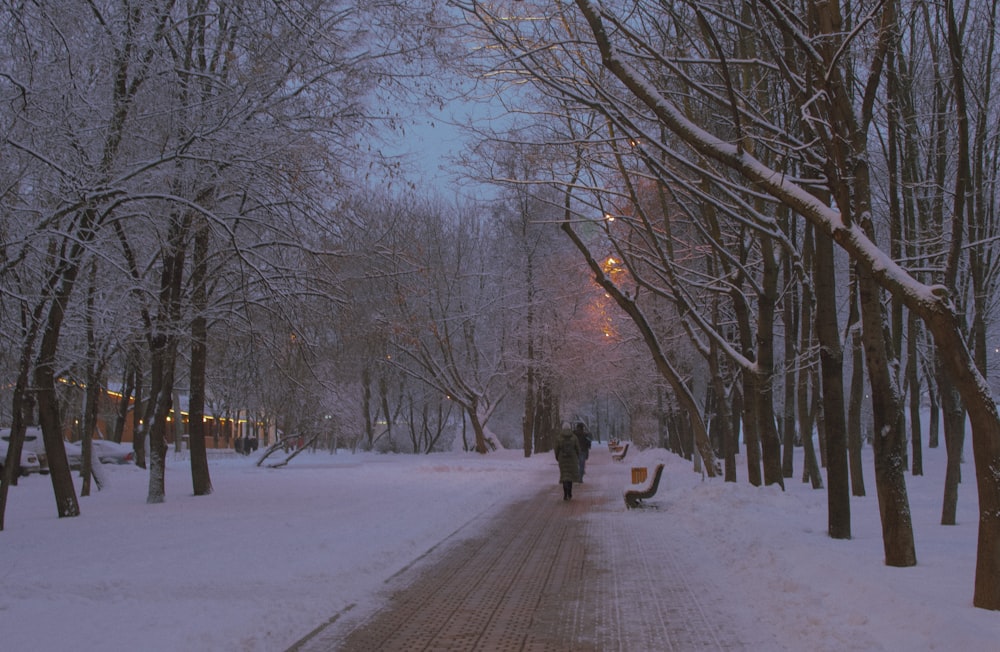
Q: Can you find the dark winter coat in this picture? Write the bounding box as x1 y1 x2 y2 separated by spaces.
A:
554 429 581 483
575 427 592 459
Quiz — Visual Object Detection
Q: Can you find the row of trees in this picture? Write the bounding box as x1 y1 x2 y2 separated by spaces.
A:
0 0 442 519
340 188 654 456
457 0 1000 610
0 0 656 529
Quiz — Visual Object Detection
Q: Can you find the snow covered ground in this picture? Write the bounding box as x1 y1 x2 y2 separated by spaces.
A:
2 435 996 651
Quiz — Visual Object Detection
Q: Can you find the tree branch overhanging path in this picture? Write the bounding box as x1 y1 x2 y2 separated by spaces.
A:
574 0 1000 611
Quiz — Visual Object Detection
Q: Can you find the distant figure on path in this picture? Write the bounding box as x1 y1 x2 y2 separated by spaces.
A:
554 425 581 500
574 422 592 480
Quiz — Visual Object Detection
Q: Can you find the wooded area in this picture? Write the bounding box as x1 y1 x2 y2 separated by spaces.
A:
1 0 999 610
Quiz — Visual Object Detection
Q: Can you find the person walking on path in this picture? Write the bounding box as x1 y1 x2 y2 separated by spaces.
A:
574 422 592 481
554 425 581 500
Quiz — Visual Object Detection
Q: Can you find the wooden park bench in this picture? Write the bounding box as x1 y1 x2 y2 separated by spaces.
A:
611 442 629 462
624 463 664 509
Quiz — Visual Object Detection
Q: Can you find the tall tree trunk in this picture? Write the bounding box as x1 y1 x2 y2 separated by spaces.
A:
81 373 103 497
466 401 489 454
81 260 106 496
132 376 146 469
798 366 822 488
146 213 189 504
847 279 867 497
522 365 535 458
145 332 174 504
907 312 924 476
939 374 964 525
815 229 850 538
925 359 940 449
857 259 915 567
938 0 972 530
709 338 737 483
188 217 212 496
533 380 555 454
735 293 762 486
379 375 393 447
361 365 374 448
797 225 821 488
521 217 537 458
34 228 95 518
35 313 81 518
756 238 784 488
781 294 798 479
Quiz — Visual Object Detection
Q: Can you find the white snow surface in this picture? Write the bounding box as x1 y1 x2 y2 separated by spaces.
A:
2 437 996 651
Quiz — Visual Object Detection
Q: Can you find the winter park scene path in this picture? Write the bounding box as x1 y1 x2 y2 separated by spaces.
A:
288 450 756 652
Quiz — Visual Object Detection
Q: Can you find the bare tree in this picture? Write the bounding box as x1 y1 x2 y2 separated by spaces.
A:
382 200 514 453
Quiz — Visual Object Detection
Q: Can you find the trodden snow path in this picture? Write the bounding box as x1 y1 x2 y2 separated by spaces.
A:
287 450 768 651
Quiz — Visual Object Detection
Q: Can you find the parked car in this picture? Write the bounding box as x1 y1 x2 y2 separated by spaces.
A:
0 436 43 477
91 440 134 465
2 428 134 473
2 427 49 474
62 439 133 469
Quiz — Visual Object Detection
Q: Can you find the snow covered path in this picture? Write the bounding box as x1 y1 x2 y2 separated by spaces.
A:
289 450 758 651
7 439 993 650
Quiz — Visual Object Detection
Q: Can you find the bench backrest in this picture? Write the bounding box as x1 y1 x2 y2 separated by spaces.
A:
648 464 664 492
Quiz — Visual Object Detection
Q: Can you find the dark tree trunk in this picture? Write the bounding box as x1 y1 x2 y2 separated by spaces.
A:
926 367 940 449
709 341 737 482
145 332 174 504
113 354 136 445
858 261 915 567
781 325 797 478
81 260 106 497
939 373 965 526
188 218 212 496
815 229 850 538
847 277 867 497
907 312 924 477
533 381 556 455
361 365 374 448
780 213 799 479
741 366 763 486
729 386 742 458
466 399 489 454
798 367 822 489
756 239 784 488
36 327 80 518
34 233 92 518
522 370 535 458
146 213 189 504
733 285 762 485
132 379 147 469
379 375 393 446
